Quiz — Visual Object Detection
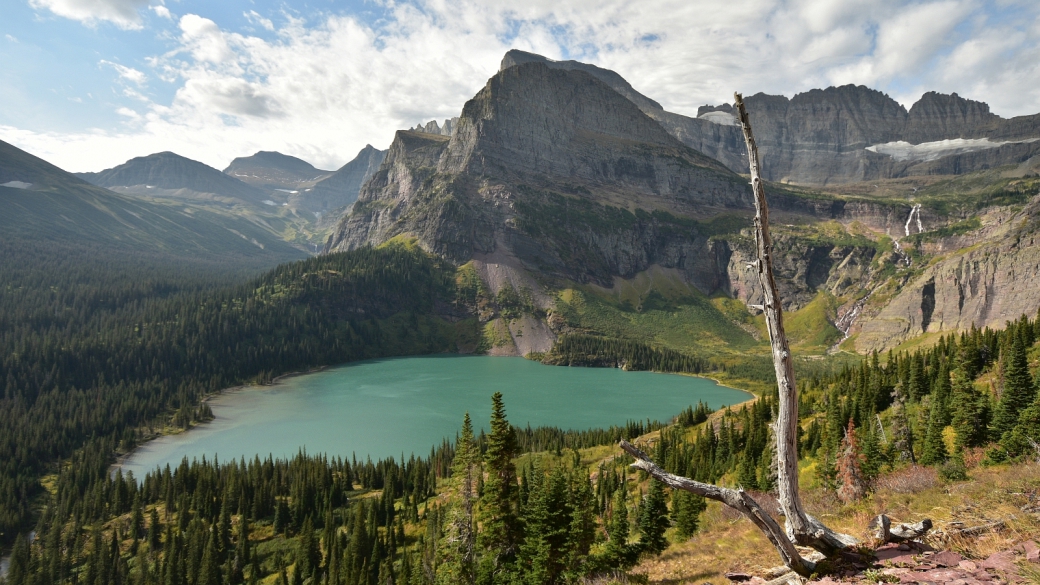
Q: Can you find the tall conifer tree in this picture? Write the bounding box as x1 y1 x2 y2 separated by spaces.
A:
477 393 519 581
993 336 1035 439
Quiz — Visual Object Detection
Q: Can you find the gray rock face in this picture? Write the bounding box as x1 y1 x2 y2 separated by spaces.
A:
223 151 332 191
500 51 1040 185
499 50 663 113
302 145 387 214
79 151 268 204
856 201 1040 352
411 118 459 136
326 62 754 289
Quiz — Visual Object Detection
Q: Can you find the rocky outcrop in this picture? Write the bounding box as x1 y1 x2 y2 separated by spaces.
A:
855 198 1040 351
411 118 459 137
723 235 878 312
78 151 269 205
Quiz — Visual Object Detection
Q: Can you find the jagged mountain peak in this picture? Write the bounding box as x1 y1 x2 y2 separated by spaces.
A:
326 58 750 286
439 61 719 181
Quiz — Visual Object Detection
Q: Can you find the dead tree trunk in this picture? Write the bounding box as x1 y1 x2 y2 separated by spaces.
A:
617 93 859 576
733 92 856 556
620 440 816 575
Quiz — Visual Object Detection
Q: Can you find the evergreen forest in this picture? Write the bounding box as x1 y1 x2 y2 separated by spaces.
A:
8 234 1040 584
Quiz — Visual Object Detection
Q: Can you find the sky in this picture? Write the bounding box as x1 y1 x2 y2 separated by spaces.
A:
1 0 1039 173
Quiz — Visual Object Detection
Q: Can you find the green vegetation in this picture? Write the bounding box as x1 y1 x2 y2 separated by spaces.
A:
0 241 471 542
541 334 712 373
784 292 842 350
3 395 680 585
904 216 982 244
554 287 759 359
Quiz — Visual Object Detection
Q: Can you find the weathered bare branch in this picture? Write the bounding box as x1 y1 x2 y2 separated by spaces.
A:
619 440 816 576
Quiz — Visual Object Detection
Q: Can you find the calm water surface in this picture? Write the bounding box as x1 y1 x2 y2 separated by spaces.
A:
119 356 750 477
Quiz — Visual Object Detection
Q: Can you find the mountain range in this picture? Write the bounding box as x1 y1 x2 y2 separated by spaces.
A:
501 50 1040 186
6 48 1040 356
0 139 305 266
327 50 1040 355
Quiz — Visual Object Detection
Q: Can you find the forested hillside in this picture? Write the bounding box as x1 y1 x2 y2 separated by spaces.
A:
0 241 475 543
10 305 1040 584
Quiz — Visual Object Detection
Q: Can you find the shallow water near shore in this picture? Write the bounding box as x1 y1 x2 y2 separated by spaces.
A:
119 355 750 477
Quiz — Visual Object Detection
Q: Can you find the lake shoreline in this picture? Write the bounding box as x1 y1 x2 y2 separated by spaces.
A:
113 355 754 476
111 363 337 472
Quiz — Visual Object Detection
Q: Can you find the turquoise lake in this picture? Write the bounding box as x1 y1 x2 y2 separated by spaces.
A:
119 355 750 477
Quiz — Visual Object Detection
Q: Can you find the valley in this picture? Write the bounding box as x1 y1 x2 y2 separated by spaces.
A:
4 42 1040 585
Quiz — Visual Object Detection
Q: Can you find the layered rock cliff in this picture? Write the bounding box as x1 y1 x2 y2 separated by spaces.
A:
326 62 754 292
855 195 1040 352
499 51 1040 186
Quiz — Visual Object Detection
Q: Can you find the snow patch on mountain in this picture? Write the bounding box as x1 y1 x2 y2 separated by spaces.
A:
867 138 1040 162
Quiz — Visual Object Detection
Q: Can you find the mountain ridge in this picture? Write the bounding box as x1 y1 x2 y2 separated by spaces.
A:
79 151 271 205
500 50 1040 185
0 139 307 264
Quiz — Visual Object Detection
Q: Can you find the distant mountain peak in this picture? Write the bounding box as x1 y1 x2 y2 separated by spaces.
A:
78 150 268 204
223 151 332 191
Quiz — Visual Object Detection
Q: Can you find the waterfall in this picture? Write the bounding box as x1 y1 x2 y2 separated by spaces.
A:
904 204 922 236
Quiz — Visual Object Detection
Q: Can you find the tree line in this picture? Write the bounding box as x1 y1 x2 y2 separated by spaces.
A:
3 393 683 585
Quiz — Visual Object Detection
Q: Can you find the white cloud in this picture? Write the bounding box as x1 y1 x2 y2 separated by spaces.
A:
151 4 170 19
5 34 18 42
5 0 1040 172
100 60 147 85
29 0 149 29
244 10 274 32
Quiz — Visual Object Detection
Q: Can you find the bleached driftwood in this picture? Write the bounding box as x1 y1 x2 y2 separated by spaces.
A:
871 514 933 543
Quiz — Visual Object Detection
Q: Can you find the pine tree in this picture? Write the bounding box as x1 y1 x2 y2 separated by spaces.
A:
198 531 222 585
736 452 758 490
932 362 952 425
907 354 927 401
636 480 669 557
565 473 597 577
993 336 1036 439
670 490 706 541
7 533 30 585
836 419 866 503
436 413 478 585
859 413 884 482
517 467 572 584
298 516 319 580
148 508 162 552
951 366 989 450
603 485 635 569
890 384 916 464
920 397 949 466
477 393 520 569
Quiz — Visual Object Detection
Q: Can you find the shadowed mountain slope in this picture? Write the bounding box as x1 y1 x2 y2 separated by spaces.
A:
1 139 306 264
